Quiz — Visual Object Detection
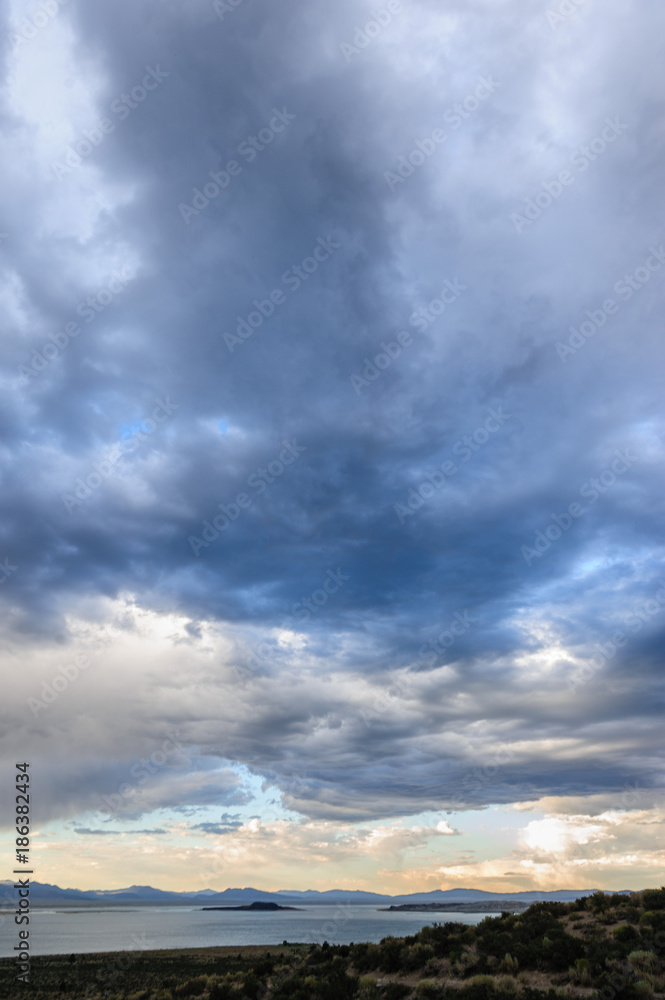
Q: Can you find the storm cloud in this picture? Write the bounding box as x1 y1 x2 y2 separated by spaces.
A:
0 0 663 889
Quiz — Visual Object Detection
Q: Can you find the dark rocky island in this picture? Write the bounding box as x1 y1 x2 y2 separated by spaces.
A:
380 901 531 913
201 900 302 911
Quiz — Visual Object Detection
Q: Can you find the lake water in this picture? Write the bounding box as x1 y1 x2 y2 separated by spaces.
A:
0 906 490 957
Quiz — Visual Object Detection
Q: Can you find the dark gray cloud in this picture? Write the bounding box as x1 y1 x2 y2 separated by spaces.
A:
192 815 245 835
1 0 664 830
73 827 168 835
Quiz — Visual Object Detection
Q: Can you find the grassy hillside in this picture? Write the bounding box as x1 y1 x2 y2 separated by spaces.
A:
1 888 664 1000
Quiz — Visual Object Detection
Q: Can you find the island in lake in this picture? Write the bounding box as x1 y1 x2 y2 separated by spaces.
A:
201 900 302 911
380 901 530 913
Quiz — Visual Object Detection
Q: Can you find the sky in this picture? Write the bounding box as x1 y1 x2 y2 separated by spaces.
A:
1 0 664 896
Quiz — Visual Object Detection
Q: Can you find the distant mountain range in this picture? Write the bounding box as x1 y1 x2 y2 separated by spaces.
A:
0 881 633 908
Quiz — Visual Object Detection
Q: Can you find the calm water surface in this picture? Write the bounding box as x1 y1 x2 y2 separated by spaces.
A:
1 905 490 956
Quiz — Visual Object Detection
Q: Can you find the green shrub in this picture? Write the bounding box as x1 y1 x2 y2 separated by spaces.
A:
568 958 591 986
587 891 612 912
642 889 665 911
173 976 207 997
402 944 436 971
357 974 379 999
495 974 519 992
208 982 233 1000
383 984 412 1000
379 938 404 973
353 943 381 972
271 973 306 998
628 951 658 973
614 925 640 944
424 957 442 977
416 979 441 998
499 954 519 974
241 971 261 999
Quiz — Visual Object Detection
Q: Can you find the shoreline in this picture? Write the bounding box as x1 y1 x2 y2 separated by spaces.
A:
0 942 310 962
380 902 530 913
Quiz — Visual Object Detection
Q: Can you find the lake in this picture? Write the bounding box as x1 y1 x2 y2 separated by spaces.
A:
1 905 491 956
